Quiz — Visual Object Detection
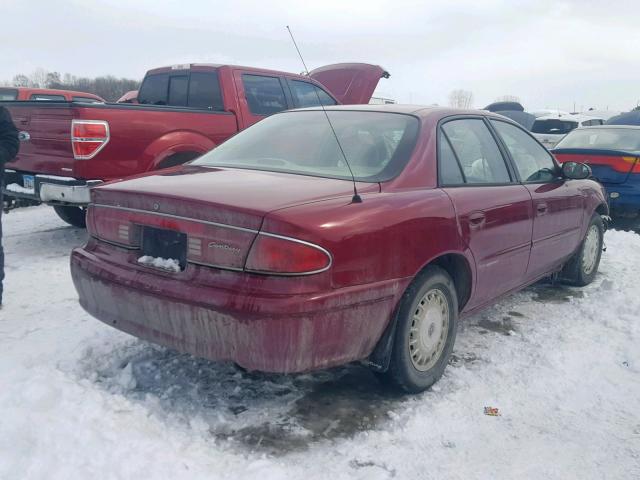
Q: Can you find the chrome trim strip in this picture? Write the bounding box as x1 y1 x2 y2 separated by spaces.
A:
187 260 244 272
91 204 260 234
244 231 333 276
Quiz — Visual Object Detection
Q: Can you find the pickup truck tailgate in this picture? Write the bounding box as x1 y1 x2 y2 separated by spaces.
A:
5 102 76 177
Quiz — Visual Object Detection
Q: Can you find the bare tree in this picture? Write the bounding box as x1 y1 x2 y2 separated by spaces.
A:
448 89 474 109
12 74 30 87
30 68 48 88
495 94 521 103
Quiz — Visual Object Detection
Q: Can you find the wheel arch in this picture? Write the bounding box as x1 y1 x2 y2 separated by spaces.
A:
368 251 474 372
143 131 216 171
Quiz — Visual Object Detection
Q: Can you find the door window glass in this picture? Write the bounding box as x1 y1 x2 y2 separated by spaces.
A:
138 73 169 105
441 119 511 184
241 74 287 115
188 71 224 110
491 120 557 182
168 76 188 106
438 133 465 185
289 80 337 107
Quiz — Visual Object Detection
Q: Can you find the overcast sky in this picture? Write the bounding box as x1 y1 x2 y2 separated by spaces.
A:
2 0 639 111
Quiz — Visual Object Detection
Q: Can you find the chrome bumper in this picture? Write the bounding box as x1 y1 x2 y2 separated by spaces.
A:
3 170 102 205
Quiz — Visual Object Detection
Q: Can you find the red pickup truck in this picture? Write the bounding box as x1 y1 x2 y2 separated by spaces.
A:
2 63 388 227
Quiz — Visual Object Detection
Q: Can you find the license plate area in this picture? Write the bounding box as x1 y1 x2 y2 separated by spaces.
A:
141 226 187 271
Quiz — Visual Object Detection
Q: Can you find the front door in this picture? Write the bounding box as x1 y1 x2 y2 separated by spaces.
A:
489 119 584 280
438 117 534 309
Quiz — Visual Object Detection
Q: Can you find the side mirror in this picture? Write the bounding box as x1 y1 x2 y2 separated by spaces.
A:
562 161 591 180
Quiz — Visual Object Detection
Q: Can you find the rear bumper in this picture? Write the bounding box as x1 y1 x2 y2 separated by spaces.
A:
3 169 101 205
70 246 410 373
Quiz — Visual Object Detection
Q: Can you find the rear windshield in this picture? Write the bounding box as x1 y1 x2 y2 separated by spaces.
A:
191 110 420 182
532 119 578 135
556 128 640 153
0 88 18 101
138 70 224 110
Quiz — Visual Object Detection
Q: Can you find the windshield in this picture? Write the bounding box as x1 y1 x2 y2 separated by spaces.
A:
532 119 578 135
192 110 420 182
556 127 640 153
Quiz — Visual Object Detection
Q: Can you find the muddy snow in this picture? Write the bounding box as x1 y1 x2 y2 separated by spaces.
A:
0 206 638 479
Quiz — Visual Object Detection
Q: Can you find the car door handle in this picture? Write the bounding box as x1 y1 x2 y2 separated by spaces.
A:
537 203 548 215
468 212 486 228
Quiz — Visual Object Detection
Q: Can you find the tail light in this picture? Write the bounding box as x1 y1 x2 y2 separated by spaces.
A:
245 233 331 275
87 205 140 248
71 120 110 159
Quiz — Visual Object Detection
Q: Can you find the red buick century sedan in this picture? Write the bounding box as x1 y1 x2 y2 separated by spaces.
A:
71 105 608 393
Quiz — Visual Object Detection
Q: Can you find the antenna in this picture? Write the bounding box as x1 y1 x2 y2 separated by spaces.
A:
286 25 362 204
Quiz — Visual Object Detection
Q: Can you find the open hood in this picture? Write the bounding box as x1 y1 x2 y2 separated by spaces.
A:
309 63 389 105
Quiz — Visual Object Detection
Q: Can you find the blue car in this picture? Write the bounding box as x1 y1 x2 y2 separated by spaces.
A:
552 125 640 218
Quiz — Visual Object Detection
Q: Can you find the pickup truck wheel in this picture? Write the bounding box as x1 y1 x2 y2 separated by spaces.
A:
379 266 458 393
53 206 87 228
561 213 604 286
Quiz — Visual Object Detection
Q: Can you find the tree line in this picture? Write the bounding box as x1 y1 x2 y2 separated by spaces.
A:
3 68 140 102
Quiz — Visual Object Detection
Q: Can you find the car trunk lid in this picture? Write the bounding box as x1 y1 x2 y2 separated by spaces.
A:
308 63 389 105
89 165 378 271
553 148 640 184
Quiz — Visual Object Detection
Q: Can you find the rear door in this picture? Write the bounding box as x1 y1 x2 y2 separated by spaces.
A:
439 117 533 308
490 119 584 279
233 71 290 128
308 63 389 105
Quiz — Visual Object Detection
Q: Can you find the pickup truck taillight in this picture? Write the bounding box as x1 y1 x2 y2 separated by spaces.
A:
245 234 332 275
71 120 110 160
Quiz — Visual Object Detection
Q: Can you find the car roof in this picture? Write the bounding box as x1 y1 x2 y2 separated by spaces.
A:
287 104 508 121
146 63 310 78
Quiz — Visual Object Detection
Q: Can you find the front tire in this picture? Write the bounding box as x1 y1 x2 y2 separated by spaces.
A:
561 213 604 286
379 266 458 393
53 205 87 228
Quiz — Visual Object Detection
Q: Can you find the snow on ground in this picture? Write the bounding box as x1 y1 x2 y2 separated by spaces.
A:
0 206 639 480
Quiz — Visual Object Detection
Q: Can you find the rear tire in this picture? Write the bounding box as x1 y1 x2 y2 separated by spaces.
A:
53 205 87 228
561 213 604 286
378 266 458 393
